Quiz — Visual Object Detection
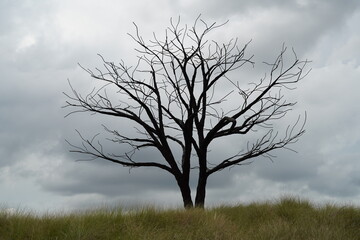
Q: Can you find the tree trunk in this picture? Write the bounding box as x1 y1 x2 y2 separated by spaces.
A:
195 172 207 208
177 178 194 208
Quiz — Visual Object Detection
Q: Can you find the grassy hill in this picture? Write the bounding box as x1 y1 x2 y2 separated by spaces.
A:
1 197 359 240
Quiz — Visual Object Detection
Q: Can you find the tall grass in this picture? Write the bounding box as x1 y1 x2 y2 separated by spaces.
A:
1 197 359 240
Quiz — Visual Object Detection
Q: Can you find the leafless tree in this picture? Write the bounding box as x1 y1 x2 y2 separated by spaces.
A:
64 17 310 208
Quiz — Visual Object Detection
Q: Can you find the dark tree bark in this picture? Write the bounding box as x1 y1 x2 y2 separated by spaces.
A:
64 16 310 208
195 170 207 208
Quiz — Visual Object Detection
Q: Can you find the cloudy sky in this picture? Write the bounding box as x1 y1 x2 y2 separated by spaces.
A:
1 0 360 213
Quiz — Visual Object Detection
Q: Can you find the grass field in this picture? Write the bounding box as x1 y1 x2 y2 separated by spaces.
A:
1 197 359 240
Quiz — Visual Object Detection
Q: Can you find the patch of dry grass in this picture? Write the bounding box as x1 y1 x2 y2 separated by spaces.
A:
1 197 359 240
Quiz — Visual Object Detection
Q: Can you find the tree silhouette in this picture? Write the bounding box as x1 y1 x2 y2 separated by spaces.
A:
64 17 310 208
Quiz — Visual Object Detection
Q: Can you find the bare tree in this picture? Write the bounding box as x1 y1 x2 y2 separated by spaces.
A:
64 17 310 208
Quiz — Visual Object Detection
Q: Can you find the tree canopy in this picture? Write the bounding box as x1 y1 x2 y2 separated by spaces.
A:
65 17 310 208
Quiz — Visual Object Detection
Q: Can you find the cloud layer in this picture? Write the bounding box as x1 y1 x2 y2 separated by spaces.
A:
1 0 360 213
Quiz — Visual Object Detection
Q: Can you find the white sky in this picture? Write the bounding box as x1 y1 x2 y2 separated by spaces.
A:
1 0 360 213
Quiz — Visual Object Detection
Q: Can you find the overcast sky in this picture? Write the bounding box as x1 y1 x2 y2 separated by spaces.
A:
1 0 360 213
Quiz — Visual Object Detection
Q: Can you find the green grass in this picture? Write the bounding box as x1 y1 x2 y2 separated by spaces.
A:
1 197 359 240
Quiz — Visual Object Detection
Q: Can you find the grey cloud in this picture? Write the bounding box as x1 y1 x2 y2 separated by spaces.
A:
176 0 359 21
0 68 67 167
215 0 359 60
1 0 360 212
307 152 360 197
0 0 54 35
252 153 319 183
40 160 178 197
